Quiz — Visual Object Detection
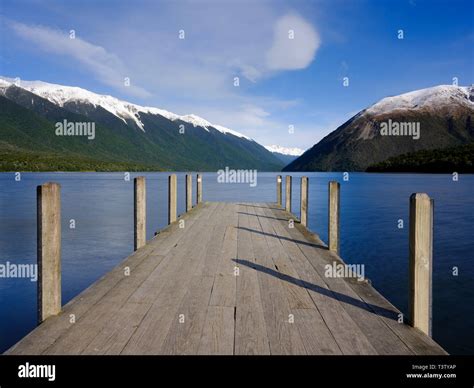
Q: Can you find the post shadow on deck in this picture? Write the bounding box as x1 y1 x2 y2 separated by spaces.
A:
33 176 432 338
273 175 434 336
232 258 398 320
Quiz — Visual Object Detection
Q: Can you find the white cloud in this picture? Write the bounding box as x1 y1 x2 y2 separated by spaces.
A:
265 13 320 71
5 5 322 149
9 21 151 98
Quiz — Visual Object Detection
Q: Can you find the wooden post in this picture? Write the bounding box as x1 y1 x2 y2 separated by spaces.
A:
196 174 202 204
37 182 61 323
285 175 292 212
276 175 282 207
186 174 192 212
300 176 308 227
134 177 146 251
169 174 177 224
409 193 433 337
328 181 340 254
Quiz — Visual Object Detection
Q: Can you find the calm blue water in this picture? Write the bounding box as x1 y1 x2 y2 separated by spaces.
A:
0 172 473 354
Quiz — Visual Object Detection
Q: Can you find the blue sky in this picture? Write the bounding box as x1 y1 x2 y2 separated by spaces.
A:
1 0 473 149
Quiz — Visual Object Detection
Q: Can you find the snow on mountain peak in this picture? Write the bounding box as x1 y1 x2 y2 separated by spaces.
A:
212 124 251 140
178 114 213 130
365 85 474 116
264 145 305 156
0 76 252 139
0 78 12 88
0 77 148 130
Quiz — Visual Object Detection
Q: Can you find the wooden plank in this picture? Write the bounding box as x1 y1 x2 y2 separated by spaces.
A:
209 204 238 307
292 309 342 355
209 275 236 308
246 204 306 355
129 205 221 308
82 302 151 355
257 204 342 355
6 202 213 355
267 204 432 355
265 204 445 355
159 276 215 355
269 204 413 354
6 239 161 355
254 205 315 309
126 203 218 305
198 306 235 355
265 205 378 355
347 279 447 355
7 200 446 356
43 252 168 355
234 204 270 355
260 208 348 354
154 204 232 355
121 204 221 354
198 202 234 277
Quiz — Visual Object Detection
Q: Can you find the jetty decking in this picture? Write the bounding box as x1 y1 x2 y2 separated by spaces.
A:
6 200 446 355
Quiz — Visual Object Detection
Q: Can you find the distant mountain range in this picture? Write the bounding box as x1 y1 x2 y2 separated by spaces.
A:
3 78 472 173
0 77 284 171
285 85 474 172
264 145 304 164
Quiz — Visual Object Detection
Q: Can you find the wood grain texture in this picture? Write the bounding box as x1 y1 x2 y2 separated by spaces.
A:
6 202 446 355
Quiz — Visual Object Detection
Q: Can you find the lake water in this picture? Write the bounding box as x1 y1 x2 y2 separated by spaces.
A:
0 172 473 354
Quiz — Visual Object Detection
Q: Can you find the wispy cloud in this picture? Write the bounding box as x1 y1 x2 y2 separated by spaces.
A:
8 20 151 98
5 3 322 147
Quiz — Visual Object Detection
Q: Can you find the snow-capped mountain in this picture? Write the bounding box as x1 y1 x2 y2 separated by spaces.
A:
285 85 474 172
365 85 474 116
264 145 305 165
264 145 304 156
0 77 283 171
0 77 250 139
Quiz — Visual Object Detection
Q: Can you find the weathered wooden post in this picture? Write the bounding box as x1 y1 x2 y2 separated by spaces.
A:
37 182 61 323
186 174 192 212
276 175 282 207
300 176 308 227
409 193 433 337
328 181 340 254
196 174 202 204
169 174 177 223
134 177 146 251
285 175 292 212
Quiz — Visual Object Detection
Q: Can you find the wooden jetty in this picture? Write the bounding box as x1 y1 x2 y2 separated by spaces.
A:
5 175 446 355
